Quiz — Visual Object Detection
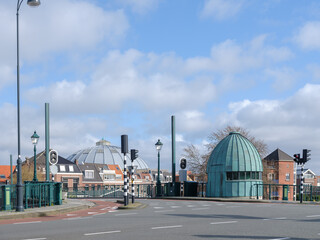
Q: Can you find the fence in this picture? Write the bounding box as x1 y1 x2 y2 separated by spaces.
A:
0 181 62 211
67 184 155 199
254 184 320 201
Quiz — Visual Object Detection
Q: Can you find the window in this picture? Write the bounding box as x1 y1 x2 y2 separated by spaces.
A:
268 173 275 180
285 173 290 181
69 165 74 172
60 165 66 172
232 172 239 180
239 172 245 180
104 174 115 180
0 175 6 179
85 170 94 179
226 171 262 181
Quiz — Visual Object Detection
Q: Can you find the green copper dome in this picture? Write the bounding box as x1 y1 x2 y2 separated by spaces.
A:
206 132 263 198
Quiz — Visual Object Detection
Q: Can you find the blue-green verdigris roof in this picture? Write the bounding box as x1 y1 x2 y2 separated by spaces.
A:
206 132 263 172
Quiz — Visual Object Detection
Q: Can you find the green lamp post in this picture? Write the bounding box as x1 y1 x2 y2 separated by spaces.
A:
155 139 163 197
31 131 39 182
16 0 41 212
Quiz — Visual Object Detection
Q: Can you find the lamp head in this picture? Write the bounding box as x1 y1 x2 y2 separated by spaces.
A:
155 139 163 152
31 131 39 145
27 0 41 7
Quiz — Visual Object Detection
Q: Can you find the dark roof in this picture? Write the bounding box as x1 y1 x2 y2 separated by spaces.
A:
78 163 103 182
264 148 293 161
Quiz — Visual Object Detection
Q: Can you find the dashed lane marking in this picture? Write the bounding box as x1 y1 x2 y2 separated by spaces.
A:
63 217 93 221
151 225 182 230
84 230 121 236
88 212 98 215
171 206 181 208
306 215 320 218
14 221 42 225
153 207 164 209
268 238 290 240
210 221 238 225
66 214 77 216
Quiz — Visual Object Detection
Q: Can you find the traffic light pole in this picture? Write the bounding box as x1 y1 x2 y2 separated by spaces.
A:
300 164 304 204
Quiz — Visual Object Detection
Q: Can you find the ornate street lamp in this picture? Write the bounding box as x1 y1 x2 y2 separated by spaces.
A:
31 131 39 182
155 139 163 197
16 0 41 212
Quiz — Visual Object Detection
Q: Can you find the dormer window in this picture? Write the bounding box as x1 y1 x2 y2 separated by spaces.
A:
60 165 66 172
69 165 74 172
85 170 94 179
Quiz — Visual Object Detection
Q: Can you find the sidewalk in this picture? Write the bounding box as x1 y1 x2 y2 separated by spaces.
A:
0 198 95 220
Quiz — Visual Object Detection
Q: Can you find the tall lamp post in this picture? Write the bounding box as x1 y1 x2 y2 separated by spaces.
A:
31 131 39 182
155 139 163 197
16 0 41 212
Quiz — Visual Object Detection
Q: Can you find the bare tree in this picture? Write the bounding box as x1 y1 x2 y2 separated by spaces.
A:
183 125 268 181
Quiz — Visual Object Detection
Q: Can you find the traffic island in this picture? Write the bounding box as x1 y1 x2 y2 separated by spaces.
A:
116 200 147 210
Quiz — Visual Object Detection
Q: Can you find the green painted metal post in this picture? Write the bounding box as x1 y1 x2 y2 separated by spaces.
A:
171 115 176 186
2 185 12 210
269 184 271 200
310 185 313 201
45 103 50 181
10 155 13 184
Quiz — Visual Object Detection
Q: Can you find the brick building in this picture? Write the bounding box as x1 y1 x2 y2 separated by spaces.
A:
263 148 294 200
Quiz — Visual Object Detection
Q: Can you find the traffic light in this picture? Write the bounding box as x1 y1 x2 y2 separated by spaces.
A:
293 153 300 163
302 149 311 163
49 150 58 165
131 149 139 161
180 158 187 169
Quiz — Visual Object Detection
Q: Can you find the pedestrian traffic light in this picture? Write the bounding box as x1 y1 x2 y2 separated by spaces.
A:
293 153 300 163
180 158 187 169
49 150 58 165
302 149 311 163
131 149 139 161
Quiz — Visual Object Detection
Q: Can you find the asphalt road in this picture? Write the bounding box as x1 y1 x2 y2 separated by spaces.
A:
0 199 319 240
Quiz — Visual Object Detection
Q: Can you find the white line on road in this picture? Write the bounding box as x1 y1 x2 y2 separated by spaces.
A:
216 203 225 206
93 212 106 216
14 221 42 225
306 215 320 218
23 238 47 240
154 210 174 213
187 205 195 207
115 212 137 216
226 206 241 208
151 225 182 230
201 204 211 207
153 207 164 209
274 217 287 220
88 212 98 215
170 206 181 208
100 207 110 210
191 207 209 211
66 214 77 216
210 221 238 225
268 237 290 240
109 210 118 213
84 230 121 236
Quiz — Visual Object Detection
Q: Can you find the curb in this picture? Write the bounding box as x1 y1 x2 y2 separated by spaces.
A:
0 200 95 220
117 201 148 210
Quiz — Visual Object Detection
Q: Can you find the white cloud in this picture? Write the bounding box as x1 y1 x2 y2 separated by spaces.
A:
26 49 217 115
216 84 320 172
294 21 320 50
200 0 245 20
265 67 297 91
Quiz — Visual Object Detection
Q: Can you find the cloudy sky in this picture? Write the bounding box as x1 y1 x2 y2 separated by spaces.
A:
1 0 320 173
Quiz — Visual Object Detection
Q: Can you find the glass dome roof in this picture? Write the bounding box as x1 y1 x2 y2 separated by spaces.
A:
67 139 149 170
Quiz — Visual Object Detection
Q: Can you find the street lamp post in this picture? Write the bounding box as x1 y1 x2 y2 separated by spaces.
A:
31 131 39 182
155 139 163 197
16 0 41 212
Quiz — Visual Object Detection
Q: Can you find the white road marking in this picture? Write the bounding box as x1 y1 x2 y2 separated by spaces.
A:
268 238 290 240
187 205 195 207
210 221 238 225
88 212 98 215
14 221 42 225
191 207 209 211
154 207 164 209
154 210 174 213
201 204 211 207
115 212 137 216
274 217 287 220
171 206 181 208
306 215 320 218
84 230 121 236
66 214 77 216
100 207 110 210
152 225 182 230
112 206 118 209
226 206 241 208
109 210 118 213
23 238 47 240
263 219 270 221
216 203 225 206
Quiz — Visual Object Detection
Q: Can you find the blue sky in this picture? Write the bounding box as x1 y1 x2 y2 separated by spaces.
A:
1 0 320 173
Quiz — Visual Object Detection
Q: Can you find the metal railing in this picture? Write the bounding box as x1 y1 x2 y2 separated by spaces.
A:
0 182 62 211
